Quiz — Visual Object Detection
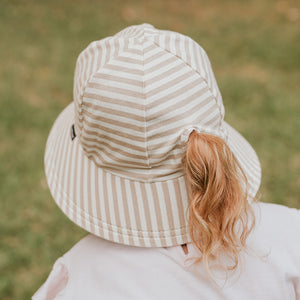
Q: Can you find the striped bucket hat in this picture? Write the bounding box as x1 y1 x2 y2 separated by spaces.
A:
45 24 261 247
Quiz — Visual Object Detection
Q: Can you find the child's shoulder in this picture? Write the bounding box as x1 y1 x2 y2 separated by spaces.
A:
250 202 300 252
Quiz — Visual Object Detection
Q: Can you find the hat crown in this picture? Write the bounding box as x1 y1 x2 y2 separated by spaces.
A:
73 24 225 182
45 24 261 248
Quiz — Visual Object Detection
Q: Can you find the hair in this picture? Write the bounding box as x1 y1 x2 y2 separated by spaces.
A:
182 131 257 281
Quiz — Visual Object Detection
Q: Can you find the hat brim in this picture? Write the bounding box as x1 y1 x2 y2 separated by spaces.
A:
45 103 261 248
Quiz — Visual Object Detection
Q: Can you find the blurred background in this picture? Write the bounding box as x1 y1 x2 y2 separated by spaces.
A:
0 0 299 298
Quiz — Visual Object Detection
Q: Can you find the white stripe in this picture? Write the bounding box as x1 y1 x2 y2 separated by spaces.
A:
106 173 119 243
144 183 159 236
147 76 205 107
75 147 83 227
107 58 144 71
179 177 189 219
95 66 143 82
81 134 145 156
82 113 145 137
124 179 140 245
147 86 211 127
115 177 129 245
98 170 109 240
167 181 181 244
81 103 145 127
85 86 143 105
134 182 151 246
81 143 148 166
147 99 216 139
145 63 197 90
80 124 146 148
83 161 91 232
155 182 172 245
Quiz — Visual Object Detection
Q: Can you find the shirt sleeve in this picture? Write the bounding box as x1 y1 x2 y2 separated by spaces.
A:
32 257 69 300
293 208 300 300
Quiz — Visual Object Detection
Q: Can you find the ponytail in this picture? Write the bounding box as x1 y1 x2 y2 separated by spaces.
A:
183 131 256 279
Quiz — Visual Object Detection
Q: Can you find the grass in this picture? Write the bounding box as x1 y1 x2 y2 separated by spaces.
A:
0 0 299 298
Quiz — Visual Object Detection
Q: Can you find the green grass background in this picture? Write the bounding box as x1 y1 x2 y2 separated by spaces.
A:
0 0 299 298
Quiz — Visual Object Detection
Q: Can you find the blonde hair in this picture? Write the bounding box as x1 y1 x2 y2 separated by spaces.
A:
183 132 257 280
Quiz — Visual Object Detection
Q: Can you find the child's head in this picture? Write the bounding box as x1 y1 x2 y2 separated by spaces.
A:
45 24 261 276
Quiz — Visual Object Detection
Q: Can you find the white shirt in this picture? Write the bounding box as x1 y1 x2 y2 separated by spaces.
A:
33 202 300 299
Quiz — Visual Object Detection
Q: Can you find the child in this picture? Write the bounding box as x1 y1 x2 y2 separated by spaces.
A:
33 24 300 299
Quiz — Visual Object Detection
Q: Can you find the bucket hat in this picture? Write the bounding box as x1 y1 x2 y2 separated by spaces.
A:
45 24 261 247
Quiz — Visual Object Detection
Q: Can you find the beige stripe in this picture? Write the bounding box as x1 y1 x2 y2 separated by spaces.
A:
54 121 69 203
147 93 213 131
147 76 205 110
113 36 121 57
194 43 202 75
96 165 182 182
80 138 148 161
149 150 183 162
93 72 144 87
200 107 221 126
66 130 75 219
82 51 89 96
73 139 80 227
143 43 157 54
120 178 135 245
91 41 100 76
123 47 143 55
102 171 114 241
81 118 146 143
146 68 199 99
147 135 180 152
89 42 96 75
175 34 181 58
140 184 156 247
81 130 145 152
84 92 144 111
144 61 187 86
82 102 145 122
150 184 164 232
60 123 73 211
114 55 144 65
47 122 61 195
134 182 151 246
165 34 171 53
85 149 149 169
87 82 144 99
86 160 95 233
146 82 207 122
104 63 144 76
185 37 191 66
98 169 109 240
144 54 178 75
82 108 145 133
148 106 216 140
172 180 187 238
104 39 111 64
143 48 166 65
111 175 124 244
129 181 145 246
80 147 87 229
199 48 209 83
94 165 104 237
161 182 177 244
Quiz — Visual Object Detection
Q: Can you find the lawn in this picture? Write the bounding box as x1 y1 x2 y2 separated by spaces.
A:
0 0 299 299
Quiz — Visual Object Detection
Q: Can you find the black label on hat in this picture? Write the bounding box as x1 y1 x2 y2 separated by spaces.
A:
71 124 76 141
